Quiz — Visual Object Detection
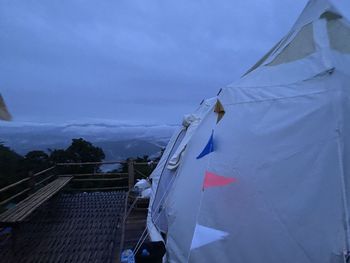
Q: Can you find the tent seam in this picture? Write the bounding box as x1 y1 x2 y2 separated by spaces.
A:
224 89 335 106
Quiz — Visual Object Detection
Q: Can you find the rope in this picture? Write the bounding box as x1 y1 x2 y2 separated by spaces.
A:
132 128 214 258
134 168 148 179
119 191 139 255
133 174 178 255
132 173 178 256
186 129 214 263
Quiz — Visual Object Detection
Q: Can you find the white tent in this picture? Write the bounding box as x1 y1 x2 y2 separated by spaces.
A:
0 94 11 121
147 0 350 262
147 97 217 240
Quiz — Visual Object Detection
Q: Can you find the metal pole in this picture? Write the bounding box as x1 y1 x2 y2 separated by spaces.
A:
128 159 135 191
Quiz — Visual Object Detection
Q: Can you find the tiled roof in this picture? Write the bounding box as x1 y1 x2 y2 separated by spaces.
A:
0 191 126 263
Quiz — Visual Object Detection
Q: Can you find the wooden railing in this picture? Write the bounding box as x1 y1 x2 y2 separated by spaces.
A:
0 159 157 210
0 166 57 208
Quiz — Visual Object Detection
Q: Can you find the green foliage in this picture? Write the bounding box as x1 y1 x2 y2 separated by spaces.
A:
0 139 107 208
0 144 25 188
0 138 106 188
23 150 50 173
54 138 105 174
49 149 68 164
0 138 164 200
67 138 105 163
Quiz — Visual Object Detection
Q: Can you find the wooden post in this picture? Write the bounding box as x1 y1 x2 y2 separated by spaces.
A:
28 171 35 195
128 159 135 191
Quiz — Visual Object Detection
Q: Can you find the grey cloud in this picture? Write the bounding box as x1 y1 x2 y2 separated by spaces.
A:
0 0 308 124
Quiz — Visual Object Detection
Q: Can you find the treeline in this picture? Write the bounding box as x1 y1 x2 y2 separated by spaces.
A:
0 138 159 189
0 138 105 189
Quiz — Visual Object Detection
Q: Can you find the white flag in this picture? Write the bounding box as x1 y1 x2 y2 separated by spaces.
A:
190 224 228 250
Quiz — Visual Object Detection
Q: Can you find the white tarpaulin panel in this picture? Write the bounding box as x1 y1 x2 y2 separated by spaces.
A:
328 19 350 53
148 98 217 235
148 0 350 262
188 73 348 262
268 23 315 66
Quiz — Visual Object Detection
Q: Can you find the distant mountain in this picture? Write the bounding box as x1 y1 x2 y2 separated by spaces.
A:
0 121 177 161
95 140 163 160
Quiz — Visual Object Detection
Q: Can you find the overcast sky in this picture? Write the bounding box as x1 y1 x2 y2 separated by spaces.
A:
0 0 327 125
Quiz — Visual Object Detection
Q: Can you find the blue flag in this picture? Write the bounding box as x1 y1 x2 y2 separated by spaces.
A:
196 131 214 159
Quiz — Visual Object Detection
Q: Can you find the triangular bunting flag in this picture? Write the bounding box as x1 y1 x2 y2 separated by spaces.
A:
190 224 229 250
214 100 225 124
203 171 236 190
196 131 214 159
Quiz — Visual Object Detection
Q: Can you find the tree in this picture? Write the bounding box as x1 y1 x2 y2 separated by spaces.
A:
0 144 24 188
66 138 105 163
50 138 105 174
49 149 69 164
23 151 50 173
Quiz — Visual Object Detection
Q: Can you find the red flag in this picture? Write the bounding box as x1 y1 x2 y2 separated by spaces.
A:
203 171 236 190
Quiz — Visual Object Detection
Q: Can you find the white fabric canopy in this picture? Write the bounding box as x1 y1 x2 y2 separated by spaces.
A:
148 0 350 262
